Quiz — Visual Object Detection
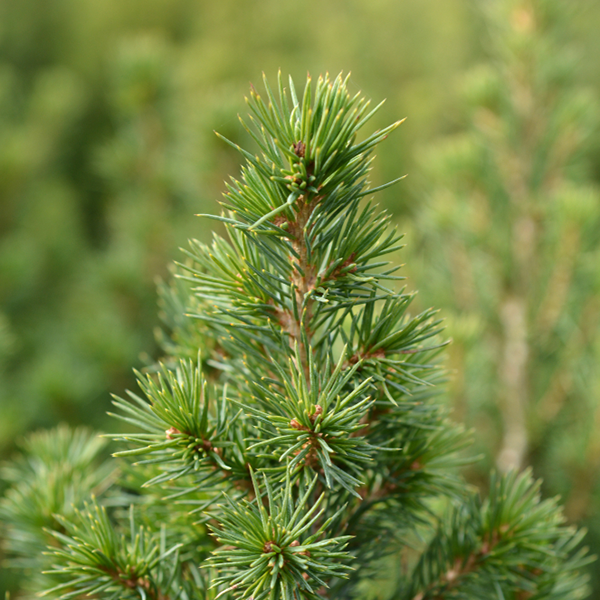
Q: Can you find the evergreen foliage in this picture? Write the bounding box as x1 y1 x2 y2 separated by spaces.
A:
405 0 600 589
0 427 114 595
0 32 215 454
0 0 477 462
0 73 593 600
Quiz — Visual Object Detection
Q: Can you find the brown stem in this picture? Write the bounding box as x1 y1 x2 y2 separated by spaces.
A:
411 553 481 600
98 565 171 600
493 20 541 471
275 193 319 379
410 525 513 600
497 296 529 472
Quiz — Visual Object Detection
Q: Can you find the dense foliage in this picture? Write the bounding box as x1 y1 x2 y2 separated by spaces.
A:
0 0 476 457
0 73 593 600
405 0 600 590
2 0 600 597
0 3 480 594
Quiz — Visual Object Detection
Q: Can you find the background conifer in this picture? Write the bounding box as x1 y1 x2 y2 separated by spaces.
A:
404 0 600 591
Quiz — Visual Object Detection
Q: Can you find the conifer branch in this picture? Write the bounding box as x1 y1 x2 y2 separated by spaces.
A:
0 71 592 600
401 470 592 600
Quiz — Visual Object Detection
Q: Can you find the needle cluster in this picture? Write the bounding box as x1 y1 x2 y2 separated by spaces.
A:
0 72 592 600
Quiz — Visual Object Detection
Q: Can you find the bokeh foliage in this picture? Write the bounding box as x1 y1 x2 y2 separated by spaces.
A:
0 0 478 454
404 0 600 594
0 71 593 600
0 2 476 592
1 0 600 597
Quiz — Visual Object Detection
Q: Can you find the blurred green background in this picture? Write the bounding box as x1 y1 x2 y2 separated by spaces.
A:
1 0 600 596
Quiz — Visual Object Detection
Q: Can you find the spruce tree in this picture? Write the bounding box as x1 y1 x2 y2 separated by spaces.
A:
0 73 593 600
405 0 600 569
